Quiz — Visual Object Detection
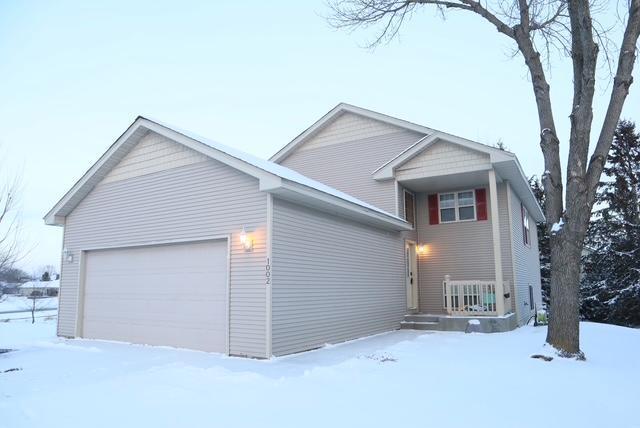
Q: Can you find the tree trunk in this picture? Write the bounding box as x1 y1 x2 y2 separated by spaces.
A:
546 228 586 358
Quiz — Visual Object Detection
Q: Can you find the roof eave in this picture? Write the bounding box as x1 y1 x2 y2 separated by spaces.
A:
271 179 413 231
493 159 545 222
45 116 410 232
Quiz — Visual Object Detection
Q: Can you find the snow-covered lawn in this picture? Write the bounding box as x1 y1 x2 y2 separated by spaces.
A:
1 318 638 428
0 295 58 312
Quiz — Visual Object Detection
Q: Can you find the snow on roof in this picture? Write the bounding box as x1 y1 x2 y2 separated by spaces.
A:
146 117 405 222
19 280 60 289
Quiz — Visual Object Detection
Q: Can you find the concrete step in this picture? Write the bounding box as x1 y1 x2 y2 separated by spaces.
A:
401 312 518 333
403 314 441 323
400 321 442 331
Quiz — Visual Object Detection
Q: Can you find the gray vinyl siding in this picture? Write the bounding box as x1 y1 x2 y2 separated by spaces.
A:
414 183 512 314
509 185 542 325
278 112 424 215
271 198 405 356
498 183 516 313
58 132 268 358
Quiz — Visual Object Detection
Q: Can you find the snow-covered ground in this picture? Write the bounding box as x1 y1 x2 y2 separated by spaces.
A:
1 317 638 428
0 295 58 313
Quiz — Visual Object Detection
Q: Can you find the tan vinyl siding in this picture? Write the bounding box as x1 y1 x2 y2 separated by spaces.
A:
278 112 424 214
415 183 512 314
396 141 490 181
509 185 543 325
57 132 268 358
271 198 405 356
101 132 208 184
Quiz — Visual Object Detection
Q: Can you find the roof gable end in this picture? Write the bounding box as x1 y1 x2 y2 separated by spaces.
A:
45 117 411 231
270 103 434 163
372 132 515 180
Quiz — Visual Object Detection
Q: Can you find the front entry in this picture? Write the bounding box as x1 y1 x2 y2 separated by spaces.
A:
405 241 419 310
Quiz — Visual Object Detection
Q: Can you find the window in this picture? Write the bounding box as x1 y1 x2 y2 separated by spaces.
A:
521 204 531 246
439 191 476 223
404 190 416 227
528 284 535 311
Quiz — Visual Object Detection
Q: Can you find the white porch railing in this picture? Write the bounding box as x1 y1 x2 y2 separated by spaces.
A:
443 275 511 316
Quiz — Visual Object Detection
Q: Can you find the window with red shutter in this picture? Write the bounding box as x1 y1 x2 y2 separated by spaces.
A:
435 190 477 223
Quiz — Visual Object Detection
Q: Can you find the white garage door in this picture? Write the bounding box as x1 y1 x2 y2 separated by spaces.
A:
82 240 228 353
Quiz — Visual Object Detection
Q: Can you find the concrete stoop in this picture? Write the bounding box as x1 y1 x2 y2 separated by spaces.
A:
400 312 518 333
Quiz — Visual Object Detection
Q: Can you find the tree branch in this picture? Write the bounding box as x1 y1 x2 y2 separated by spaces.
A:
565 0 599 202
456 0 515 37
586 0 640 202
511 19 564 225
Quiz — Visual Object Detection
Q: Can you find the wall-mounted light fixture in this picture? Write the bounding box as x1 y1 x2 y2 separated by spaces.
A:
416 244 429 256
63 247 73 263
239 227 254 252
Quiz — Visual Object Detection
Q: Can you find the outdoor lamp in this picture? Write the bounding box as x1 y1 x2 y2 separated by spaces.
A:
63 247 73 263
240 227 253 252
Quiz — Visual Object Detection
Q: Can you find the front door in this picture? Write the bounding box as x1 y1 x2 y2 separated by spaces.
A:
405 242 418 310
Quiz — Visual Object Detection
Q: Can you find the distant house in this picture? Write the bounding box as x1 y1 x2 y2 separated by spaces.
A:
19 280 60 297
1 282 21 295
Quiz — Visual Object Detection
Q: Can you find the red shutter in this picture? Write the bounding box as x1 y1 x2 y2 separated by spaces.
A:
475 188 487 221
428 194 439 225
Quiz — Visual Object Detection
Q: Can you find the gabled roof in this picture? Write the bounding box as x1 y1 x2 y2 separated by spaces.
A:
44 117 411 231
270 103 435 163
372 132 516 180
270 103 544 222
371 131 544 222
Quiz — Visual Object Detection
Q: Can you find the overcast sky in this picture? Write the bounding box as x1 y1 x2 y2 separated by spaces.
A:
1 1 637 274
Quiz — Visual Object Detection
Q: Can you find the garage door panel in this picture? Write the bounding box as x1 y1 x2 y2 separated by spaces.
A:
83 298 228 325
82 240 228 353
84 321 227 351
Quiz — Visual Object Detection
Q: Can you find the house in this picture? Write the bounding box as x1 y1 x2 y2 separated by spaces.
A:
19 280 60 297
44 103 543 358
0 282 21 295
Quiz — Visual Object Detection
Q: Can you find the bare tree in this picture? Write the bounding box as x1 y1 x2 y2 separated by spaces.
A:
0 173 22 274
36 264 58 281
328 0 640 357
21 293 49 324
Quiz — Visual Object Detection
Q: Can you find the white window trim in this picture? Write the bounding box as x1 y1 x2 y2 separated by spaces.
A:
438 190 477 223
403 189 416 228
522 205 531 247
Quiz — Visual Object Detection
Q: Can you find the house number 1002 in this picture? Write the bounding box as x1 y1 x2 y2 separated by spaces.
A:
265 258 271 285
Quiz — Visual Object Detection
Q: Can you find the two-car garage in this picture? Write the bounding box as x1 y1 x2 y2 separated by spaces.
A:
46 116 412 358
80 240 229 353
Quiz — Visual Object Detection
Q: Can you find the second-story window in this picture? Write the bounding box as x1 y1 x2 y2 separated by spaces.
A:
439 191 476 223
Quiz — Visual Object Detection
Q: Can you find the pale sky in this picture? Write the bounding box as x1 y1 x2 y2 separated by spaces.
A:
1 1 637 274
